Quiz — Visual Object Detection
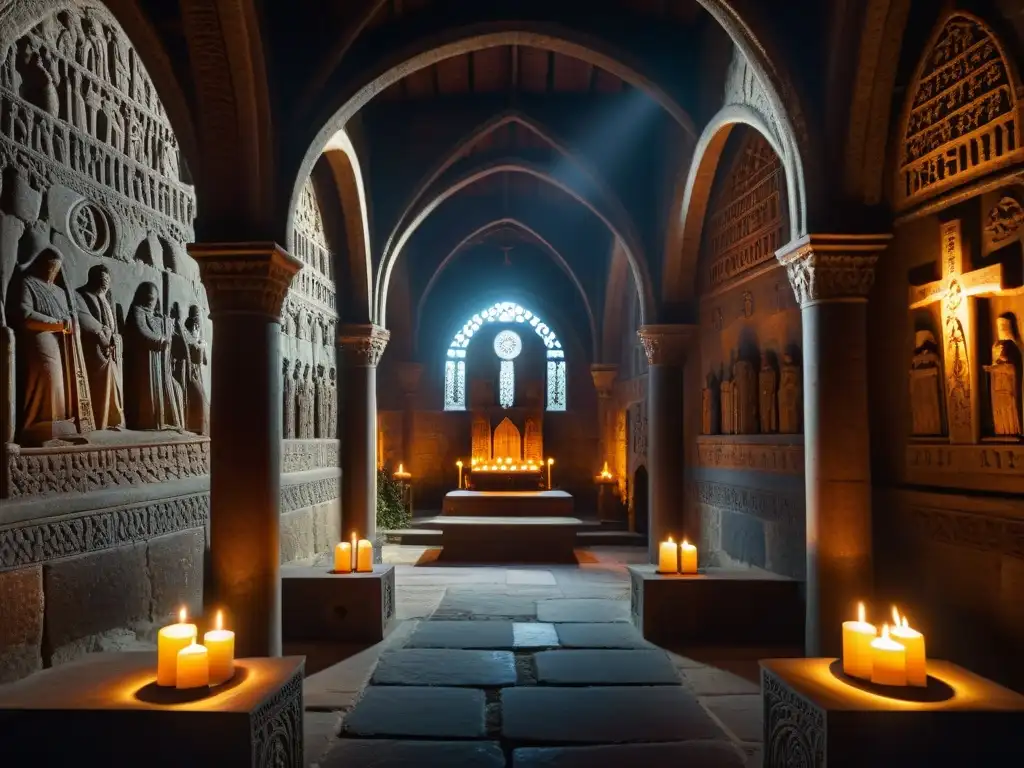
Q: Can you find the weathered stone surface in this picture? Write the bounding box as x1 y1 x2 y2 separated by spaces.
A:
701 694 762 742
681 667 760 696
396 585 446 619
343 686 487 738
537 599 630 623
554 622 651 649
408 620 513 649
512 740 746 767
321 739 506 768
507 570 558 585
0 566 43 682
146 528 204 622
281 507 317 563
304 710 342 766
372 649 517 687
534 650 679 685
501 686 725 743
513 622 559 648
436 588 542 619
43 544 150 664
720 509 767 569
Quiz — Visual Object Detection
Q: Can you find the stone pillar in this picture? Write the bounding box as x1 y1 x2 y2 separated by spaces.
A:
0 320 13 498
337 324 390 547
590 364 618 522
637 325 695 561
396 362 423 471
776 234 891 657
189 242 301 659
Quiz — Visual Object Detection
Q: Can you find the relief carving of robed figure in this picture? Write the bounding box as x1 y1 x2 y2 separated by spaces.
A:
125 282 181 430
173 304 209 435
77 264 124 430
985 315 1022 438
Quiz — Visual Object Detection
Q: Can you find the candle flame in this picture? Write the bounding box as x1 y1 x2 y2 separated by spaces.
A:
398 463 404 473
351 532 357 547
857 602 865 624
892 605 901 626
216 610 223 631
902 616 910 630
548 458 554 465
881 623 890 640
179 607 187 623
667 536 674 544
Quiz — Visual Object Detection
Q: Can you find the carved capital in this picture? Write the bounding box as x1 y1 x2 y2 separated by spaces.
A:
188 242 301 321
776 234 892 307
396 362 424 397
590 364 618 398
637 325 696 366
338 324 390 368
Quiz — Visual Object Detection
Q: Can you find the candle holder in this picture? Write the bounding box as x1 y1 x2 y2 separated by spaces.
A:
135 666 251 705
827 659 953 703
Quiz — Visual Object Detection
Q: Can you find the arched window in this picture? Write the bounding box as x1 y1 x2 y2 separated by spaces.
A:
444 301 566 411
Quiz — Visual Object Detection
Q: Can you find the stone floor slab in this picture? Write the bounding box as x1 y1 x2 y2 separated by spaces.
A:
321 739 506 768
514 622 559 649
701 694 763 743
501 686 725 744
342 687 486 738
554 622 650 649
372 649 517 687
508 570 558 586
408 620 513 649
536 599 630 623
681 666 760 696
435 589 542 619
304 711 341 767
512 740 746 767
534 650 679 686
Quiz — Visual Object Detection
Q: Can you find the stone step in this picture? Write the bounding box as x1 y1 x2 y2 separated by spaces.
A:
372 648 517 687
534 649 680 686
512 741 747 767
342 686 487 739
321 740 506 768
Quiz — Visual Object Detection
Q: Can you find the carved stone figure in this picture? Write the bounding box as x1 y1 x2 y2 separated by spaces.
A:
733 355 758 434
702 371 720 435
1 300 14 447
12 248 85 444
297 363 313 439
290 363 302 437
758 352 778 434
326 367 337 439
524 416 543 462
314 363 327 438
909 331 944 436
124 282 180 430
720 365 734 435
76 265 124 430
778 353 802 434
472 414 491 462
985 316 1022 438
282 358 295 438
173 305 209 435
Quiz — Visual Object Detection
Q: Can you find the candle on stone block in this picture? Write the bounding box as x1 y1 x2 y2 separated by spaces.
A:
456 460 463 489
351 532 358 570
356 539 373 572
157 607 197 687
841 602 877 680
204 610 235 685
870 624 907 687
680 540 698 574
891 607 927 687
334 541 352 573
657 537 679 574
176 640 210 690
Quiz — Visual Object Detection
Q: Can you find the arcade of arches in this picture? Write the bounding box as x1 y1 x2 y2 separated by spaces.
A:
1 0 1023 761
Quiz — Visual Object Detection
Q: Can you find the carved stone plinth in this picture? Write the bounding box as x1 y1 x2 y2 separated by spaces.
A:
761 658 1024 767
0 652 304 767
628 565 803 647
281 564 395 643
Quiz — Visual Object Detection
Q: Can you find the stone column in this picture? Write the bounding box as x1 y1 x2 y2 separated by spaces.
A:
776 233 891 657
337 324 390 548
396 362 423 471
590 364 619 522
189 242 301 659
637 325 695 561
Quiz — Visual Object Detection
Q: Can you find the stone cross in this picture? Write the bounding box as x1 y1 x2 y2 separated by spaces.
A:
908 220 1004 444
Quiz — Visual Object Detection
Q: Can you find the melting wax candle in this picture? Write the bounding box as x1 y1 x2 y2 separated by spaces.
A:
176 640 209 690
841 602 877 680
157 607 197 687
334 541 352 573
657 538 679 574
204 610 235 685
356 538 373 572
680 540 698 574
890 608 927 687
870 624 907 687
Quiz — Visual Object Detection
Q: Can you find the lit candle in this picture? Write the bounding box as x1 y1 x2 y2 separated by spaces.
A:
547 458 554 489
456 459 463 488
157 607 197 687
356 538 373 572
869 624 907 687
841 602 877 680
204 610 235 685
334 541 352 573
891 607 927 687
351 532 358 570
657 537 679 573
176 640 210 690
680 540 698 574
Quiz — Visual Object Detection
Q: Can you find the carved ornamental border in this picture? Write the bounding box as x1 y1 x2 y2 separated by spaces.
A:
690 480 803 526
281 440 340 474
898 504 1024 562
905 443 1024 494
696 437 804 475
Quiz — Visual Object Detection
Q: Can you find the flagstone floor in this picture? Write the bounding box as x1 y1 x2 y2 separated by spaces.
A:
299 546 776 768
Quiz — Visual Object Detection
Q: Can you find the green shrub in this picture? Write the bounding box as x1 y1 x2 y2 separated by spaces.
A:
376 466 411 531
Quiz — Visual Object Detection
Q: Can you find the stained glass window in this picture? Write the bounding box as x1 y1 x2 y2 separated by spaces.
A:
443 301 566 411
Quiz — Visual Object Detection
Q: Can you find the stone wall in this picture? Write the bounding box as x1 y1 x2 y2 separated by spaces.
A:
689 127 805 578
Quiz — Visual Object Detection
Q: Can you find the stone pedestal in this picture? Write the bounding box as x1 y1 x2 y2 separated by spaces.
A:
427 516 583 564
0 652 305 767
189 242 301 658
637 325 695 561
281 564 395 643
761 657 1024 767
777 234 891 657
338 324 389 548
596 481 621 524
628 564 803 647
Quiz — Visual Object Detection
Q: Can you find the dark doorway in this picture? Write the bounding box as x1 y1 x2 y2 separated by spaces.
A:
632 465 648 535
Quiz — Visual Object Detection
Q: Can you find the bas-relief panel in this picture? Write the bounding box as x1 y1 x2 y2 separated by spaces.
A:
0 1 211 499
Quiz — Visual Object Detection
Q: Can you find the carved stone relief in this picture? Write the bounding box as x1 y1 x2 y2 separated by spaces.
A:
778 353 801 434
696 440 804 475
984 313 1022 439
897 13 1024 211
909 330 945 437
984 192 1024 247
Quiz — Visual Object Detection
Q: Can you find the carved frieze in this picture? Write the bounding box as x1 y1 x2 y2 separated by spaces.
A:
692 480 802 525
897 13 1024 211
189 244 302 321
777 234 891 306
762 668 826 767
281 439 339 474
984 193 1024 246
338 324 390 367
637 325 695 366
704 131 788 290
696 439 804 475
906 443 1024 493
251 666 304 768
902 504 1024 561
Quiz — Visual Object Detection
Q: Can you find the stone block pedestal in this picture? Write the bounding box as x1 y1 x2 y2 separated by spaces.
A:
281 564 395 643
0 652 304 767
761 657 1024 767
627 565 803 646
